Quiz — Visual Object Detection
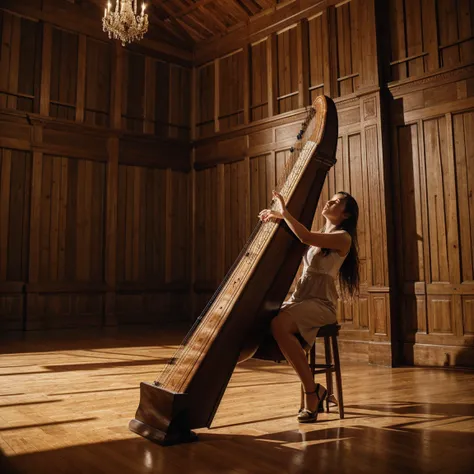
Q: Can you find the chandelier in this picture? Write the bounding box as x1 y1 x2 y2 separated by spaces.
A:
103 1 149 46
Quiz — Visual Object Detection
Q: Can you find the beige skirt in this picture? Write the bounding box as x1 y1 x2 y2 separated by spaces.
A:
280 297 337 346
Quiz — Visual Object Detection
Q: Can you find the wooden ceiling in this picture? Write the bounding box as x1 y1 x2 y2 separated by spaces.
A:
145 0 279 45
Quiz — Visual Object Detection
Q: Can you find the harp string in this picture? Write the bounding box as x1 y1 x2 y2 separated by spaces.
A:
156 105 317 388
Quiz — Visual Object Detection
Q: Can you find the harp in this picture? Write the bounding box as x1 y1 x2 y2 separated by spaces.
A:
129 95 338 445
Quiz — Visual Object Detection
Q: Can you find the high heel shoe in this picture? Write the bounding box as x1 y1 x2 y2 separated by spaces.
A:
297 383 327 423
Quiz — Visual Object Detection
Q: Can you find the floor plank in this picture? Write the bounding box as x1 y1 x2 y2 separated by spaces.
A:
0 329 473 473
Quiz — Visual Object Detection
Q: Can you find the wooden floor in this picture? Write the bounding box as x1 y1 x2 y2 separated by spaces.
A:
1 328 473 474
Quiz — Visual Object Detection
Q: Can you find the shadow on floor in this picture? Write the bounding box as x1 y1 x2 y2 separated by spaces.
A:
4 401 474 474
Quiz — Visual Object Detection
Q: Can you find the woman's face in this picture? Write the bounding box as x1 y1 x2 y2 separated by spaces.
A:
322 193 348 221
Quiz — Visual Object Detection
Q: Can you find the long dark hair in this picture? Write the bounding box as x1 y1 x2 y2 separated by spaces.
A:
320 191 360 298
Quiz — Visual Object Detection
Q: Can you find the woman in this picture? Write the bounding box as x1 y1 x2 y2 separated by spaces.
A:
258 190 360 423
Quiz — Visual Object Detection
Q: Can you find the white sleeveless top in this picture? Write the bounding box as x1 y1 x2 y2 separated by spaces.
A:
288 246 347 307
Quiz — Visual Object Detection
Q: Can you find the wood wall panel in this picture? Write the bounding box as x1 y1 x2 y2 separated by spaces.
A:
122 51 145 132
27 293 103 330
0 149 31 283
219 50 244 132
250 40 268 121
392 81 474 364
115 292 188 325
168 170 190 283
335 0 360 96
116 165 166 284
453 110 474 284
437 0 474 68
389 0 426 80
154 61 170 137
423 116 451 283
0 148 31 331
276 26 299 114
224 159 250 271
37 155 105 282
389 0 474 81
464 296 474 334
195 167 218 286
50 27 78 120
249 153 274 229
0 5 192 332
169 65 191 140
84 37 111 127
197 63 215 137
0 12 41 113
308 13 326 101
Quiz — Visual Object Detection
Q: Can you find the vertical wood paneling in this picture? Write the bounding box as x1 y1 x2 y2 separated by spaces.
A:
348 133 368 287
144 57 156 134
18 17 40 113
116 165 168 284
169 171 189 282
423 117 450 283
110 42 123 129
267 33 278 117
297 19 309 108
223 159 249 271
36 156 105 282
0 149 12 280
453 111 474 283
438 0 461 68
396 124 425 282
75 35 86 123
58 158 68 280
5 14 20 110
195 168 218 285
308 14 326 101
404 0 424 77
197 63 215 137
155 60 170 137
0 10 12 109
219 50 244 132
0 13 40 112
122 50 145 132
85 37 111 127
363 125 383 286
276 26 299 113
389 0 474 80
169 65 191 140
50 27 78 120
335 0 361 95
250 39 268 121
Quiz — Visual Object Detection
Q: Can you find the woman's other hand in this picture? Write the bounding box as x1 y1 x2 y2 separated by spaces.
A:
272 191 287 214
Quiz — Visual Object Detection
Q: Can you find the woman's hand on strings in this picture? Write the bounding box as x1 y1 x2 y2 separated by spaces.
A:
258 191 287 222
258 209 283 222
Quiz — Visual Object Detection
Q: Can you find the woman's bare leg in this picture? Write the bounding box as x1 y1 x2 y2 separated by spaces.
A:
271 312 324 412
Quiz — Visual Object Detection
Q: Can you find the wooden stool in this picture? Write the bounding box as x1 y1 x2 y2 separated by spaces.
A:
300 323 344 418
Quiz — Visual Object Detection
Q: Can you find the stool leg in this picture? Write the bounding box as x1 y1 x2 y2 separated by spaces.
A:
300 383 304 411
324 335 333 413
310 343 316 378
331 334 344 419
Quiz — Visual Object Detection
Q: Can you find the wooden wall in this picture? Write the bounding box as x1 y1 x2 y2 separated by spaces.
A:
0 4 192 331
191 0 474 366
387 0 474 367
1 0 473 367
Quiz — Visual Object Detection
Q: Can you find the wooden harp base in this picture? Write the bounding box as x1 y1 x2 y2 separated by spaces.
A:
128 382 198 446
